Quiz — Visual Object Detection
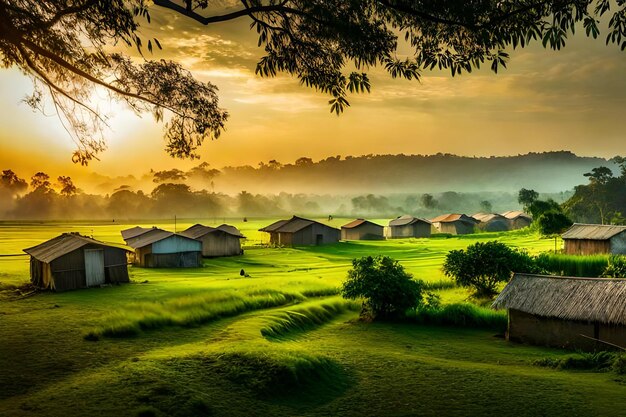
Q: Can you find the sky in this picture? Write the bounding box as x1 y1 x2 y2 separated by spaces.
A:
0 4 625 181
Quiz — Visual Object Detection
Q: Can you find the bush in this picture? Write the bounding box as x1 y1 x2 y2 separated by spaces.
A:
601 255 626 278
341 255 424 320
442 241 537 297
534 351 619 372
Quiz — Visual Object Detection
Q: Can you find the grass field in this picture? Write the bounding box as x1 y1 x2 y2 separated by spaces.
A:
2 219 624 416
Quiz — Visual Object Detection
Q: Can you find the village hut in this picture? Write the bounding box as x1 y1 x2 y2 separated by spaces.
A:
259 216 340 246
341 219 384 240
493 273 626 351
501 210 533 229
387 215 431 238
23 233 130 292
561 223 626 255
125 229 202 267
471 213 510 232
430 214 478 235
180 224 245 257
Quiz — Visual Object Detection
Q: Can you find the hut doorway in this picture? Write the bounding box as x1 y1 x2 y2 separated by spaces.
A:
84 249 105 286
316 234 323 245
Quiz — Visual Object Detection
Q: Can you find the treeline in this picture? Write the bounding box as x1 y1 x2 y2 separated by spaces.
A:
563 159 626 225
2 169 557 220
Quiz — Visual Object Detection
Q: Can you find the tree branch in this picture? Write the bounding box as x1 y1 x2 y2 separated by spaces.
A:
152 0 305 25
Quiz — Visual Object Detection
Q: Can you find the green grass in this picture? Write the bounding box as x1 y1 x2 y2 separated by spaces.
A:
535 252 610 277
408 303 508 331
2 220 626 416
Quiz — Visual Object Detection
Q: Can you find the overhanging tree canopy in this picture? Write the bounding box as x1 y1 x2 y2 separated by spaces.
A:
1 0 625 163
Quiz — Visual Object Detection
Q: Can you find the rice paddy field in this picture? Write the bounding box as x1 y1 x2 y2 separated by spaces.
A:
1 218 625 417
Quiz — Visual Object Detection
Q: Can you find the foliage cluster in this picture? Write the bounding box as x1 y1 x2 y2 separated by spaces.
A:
534 351 626 375
442 241 538 297
564 160 626 224
535 253 610 278
341 255 424 320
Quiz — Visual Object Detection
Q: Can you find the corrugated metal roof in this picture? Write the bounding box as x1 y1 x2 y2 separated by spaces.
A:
126 229 176 249
430 214 478 224
259 219 290 232
179 224 217 239
501 210 532 220
562 223 626 241
23 233 130 263
389 215 431 227
216 224 245 238
121 226 157 241
472 213 507 223
259 216 338 234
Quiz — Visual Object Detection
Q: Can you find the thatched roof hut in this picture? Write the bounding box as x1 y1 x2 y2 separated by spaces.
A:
561 223 626 255
180 224 245 257
341 219 384 240
387 215 431 238
259 216 340 246
493 273 626 350
430 214 478 235
24 233 130 291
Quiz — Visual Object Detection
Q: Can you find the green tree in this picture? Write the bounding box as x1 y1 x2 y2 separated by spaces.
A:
442 241 536 298
3 1 625 162
528 199 561 219
537 211 573 235
342 255 424 320
583 166 614 185
518 188 539 210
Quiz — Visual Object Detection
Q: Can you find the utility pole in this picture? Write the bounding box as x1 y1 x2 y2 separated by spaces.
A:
174 215 177 233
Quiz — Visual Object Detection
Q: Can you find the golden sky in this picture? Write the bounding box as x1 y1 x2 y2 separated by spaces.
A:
0 5 625 181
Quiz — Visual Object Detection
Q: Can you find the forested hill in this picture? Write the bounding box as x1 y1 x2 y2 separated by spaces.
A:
215 152 616 194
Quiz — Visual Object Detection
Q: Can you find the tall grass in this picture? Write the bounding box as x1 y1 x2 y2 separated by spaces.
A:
260 299 359 339
84 289 304 340
535 253 609 277
534 351 626 375
408 303 507 331
203 348 346 396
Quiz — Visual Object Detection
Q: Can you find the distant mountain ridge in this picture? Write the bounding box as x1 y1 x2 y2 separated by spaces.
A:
214 151 616 194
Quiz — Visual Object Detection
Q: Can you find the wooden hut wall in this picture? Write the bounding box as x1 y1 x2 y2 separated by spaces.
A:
292 223 339 245
30 258 44 288
508 309 626 351
103 247 129 283
563 239 610 255
479 220 509 232
389 225 413 238
200 233 242 257
509 217 532 230
342 224 384 240
413 222 431 237
50 249 86 291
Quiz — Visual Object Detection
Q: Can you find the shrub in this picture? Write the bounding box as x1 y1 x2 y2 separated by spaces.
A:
601 255 626 278
442 241 537 297
534 351 618 372
341 255 424 320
